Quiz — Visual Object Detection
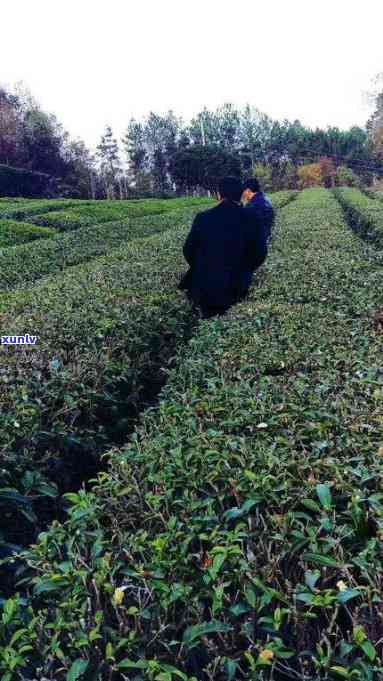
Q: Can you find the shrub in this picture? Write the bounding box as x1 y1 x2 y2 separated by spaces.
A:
298 162 323 188
0 219 57 247
0 209 207 562
0 198 90 220
0 207 206 290
252 163 273 192
335 165 361 188
334 187 383 246
24 198 214 231
318 157 336 187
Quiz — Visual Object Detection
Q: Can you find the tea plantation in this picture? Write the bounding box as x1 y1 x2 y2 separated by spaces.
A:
0 189 383 681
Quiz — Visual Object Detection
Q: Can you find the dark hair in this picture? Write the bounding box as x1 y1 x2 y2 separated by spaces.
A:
218 176 243 202
243 177 260 193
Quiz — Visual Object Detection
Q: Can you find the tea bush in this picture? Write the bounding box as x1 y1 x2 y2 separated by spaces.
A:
0 193 292 566
0 192 294 290
0 207 204 290
0 219 57 248
0 214 204 554
0 199 89 220
1 189 383 680
334 188 383 246
24 198 214 231
0 196 213 223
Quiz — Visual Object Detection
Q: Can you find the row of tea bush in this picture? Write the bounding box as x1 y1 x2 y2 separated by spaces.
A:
334 188 383 247
0 219 56 248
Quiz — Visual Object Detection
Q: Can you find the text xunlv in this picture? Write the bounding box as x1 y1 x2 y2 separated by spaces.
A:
1 335 38 345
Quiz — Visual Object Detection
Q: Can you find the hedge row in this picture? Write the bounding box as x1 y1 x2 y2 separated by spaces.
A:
0 192 291 474
334 187 383 246
28 192 293 232
2 189 383 680
0 192 292 228
0 207 205 290
263 190 298 209
0 219 57 248
0 200 240 587
0 194 293 578
0 199 90 220
0 192 295 290
0 197 213 225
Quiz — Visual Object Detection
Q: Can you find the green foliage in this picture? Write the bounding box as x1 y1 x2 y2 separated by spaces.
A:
298 162 323 188
265 190 298 209
1 189 383 679
0 198 90 220
0 219 56 247
0 164 54 198
252 163 273 192
28 199 205 231
0 207 206 290
171 144 242 193
0 201 220 555
334 187 383 246
336 166 361 188
0 196 212 227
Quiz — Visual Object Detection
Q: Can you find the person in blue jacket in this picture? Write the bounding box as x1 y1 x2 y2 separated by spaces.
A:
240 176 275 294
179 176 267 319
242 176 274 242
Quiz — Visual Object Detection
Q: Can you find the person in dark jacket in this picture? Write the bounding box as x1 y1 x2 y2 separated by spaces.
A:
240 176 275 293
242 176 274 242
179 176 267 319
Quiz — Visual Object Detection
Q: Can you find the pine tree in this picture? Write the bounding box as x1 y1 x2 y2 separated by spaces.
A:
97 126 121 199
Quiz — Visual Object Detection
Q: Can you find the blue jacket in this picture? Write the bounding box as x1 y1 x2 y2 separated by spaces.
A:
181 200 267 308
245 192 274 242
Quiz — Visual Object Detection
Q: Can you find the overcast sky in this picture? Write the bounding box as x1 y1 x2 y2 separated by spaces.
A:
1 0 382 151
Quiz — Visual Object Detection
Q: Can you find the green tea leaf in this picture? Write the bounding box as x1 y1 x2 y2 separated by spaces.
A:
316 484 332 510
361 640 376 661
301 498 321 512
117 659 148 669
302 552 339 568
304 570 320 590
183 620 232 646
66 659 89 681
330 667 350 678
225 659 237 681
337 588 361 604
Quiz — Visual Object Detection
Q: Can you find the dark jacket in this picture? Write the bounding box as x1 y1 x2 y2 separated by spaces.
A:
245 191 274 242
180 200 267 308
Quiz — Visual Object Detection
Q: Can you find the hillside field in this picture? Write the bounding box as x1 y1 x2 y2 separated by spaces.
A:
0 189 383 681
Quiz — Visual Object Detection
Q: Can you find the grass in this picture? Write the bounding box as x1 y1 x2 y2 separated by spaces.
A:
1 189 383 680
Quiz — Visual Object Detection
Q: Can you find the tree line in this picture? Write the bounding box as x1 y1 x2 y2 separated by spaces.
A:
1 81 382 199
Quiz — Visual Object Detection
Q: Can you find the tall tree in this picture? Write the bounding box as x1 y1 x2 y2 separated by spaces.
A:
97 126 121 199
172 144 242 194
22 109 65 176
144 111 181 193
122 119 148 188
0 87 23 166
367 74 383 160
62 138 96 198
